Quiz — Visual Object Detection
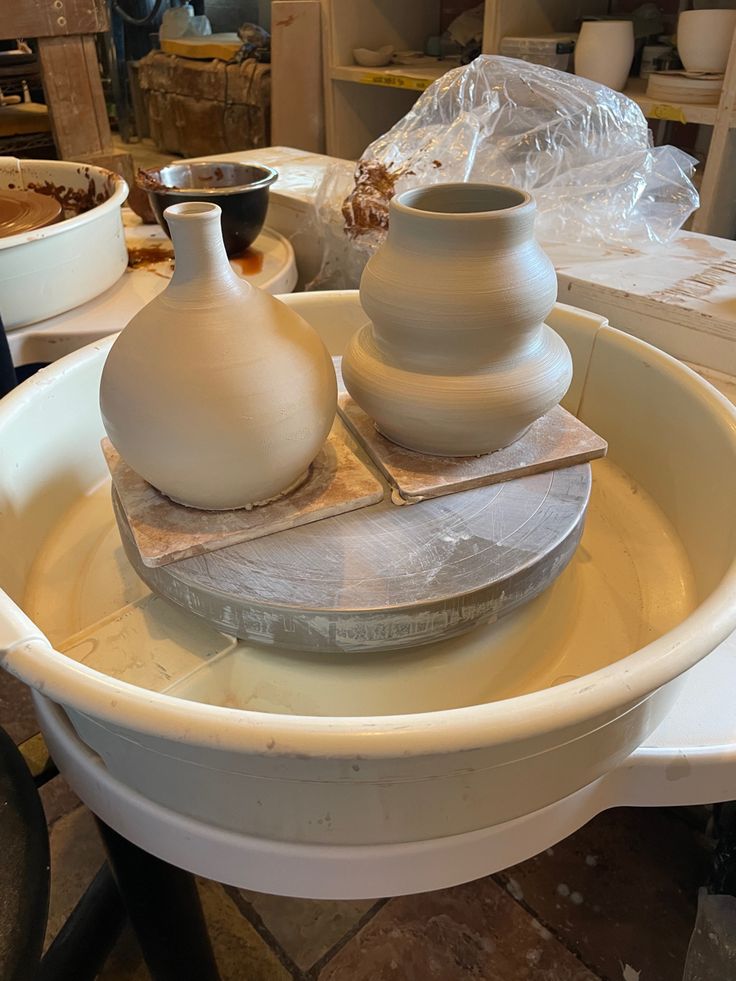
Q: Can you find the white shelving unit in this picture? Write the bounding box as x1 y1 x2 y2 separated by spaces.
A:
320 1 608 160
318 0 736 237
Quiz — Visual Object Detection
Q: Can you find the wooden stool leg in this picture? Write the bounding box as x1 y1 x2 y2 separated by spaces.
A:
37 34 112 159
95 820 220 981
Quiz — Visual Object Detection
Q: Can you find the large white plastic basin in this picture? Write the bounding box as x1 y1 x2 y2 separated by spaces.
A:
0 158 128 329
2 292 736 849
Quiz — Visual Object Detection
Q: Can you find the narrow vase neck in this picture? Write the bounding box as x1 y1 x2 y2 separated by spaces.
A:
165 202 238 290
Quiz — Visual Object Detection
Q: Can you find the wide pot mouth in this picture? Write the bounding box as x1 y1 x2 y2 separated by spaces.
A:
0 162 128 251
137 161 278 196
393 183 532 219
679 8 736 22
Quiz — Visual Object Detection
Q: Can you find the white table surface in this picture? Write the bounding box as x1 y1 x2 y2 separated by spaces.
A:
196 147 736 377
10 145 736 377
7 212 297 365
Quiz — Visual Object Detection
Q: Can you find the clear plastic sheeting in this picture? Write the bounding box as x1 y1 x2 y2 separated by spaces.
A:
683 891 736 980
309 56 698 289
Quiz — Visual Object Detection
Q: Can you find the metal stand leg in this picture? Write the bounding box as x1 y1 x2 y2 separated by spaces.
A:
95 820 220 981
39 864 126 981
709 801 736 896
0 726 49 981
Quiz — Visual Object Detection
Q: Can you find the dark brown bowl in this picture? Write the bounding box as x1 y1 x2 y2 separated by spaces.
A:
137 161 278 256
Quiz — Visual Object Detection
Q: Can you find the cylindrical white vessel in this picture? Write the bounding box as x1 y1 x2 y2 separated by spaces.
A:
574 20 635 91
677 9 736 74
100 201 337 510
342 183 571 456
0 159 128 330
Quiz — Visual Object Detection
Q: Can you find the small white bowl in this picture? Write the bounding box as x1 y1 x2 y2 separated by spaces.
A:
353 45 394 68
678 9 736 73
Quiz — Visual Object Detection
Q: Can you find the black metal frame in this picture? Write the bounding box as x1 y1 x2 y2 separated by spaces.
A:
0 723 221 981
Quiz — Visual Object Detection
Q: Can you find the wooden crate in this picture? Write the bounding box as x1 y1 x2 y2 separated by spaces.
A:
137 52 270 156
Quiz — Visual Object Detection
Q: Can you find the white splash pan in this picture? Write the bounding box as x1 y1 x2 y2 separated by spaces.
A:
0 158 128 329
3 292 736 864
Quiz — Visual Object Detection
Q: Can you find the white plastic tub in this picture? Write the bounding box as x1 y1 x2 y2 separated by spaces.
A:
0 158 128 329
2 292 736 852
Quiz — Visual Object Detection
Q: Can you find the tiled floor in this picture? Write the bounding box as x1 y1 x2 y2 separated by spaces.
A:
112 134 174 172
1 665 717 981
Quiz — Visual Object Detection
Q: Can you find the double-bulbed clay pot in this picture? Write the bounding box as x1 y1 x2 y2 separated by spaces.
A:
100 201 337 510
342 183 572 456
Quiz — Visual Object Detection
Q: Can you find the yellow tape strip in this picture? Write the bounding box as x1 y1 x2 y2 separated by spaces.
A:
358 72 433 92
647 103 688 124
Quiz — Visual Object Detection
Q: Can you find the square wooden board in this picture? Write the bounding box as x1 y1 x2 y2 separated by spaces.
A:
103 425 384 567
337 394 607 504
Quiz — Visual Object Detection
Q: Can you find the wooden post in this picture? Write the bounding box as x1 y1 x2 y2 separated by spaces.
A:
271 1 325 152
691 30 736 238
37 34 113 158
1 0 115 160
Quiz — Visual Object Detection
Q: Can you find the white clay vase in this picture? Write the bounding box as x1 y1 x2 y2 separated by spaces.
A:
574 20 635 91
341 184 572 457
100 201 337 510
677 9 736 74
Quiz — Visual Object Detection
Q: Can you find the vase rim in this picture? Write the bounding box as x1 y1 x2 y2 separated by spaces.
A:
164 201 222 221
579 18 633 27
393 183 533 221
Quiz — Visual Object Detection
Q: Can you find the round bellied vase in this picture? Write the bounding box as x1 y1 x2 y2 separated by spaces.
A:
341 183 572 457
100 201 337 510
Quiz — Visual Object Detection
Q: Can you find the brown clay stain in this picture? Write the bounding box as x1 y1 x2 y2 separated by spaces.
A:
127 244 174 269
230 247 264 276
342 161 416 240
651 258 736 304
26 177 110 217
274 14 297 27
680 236 727 260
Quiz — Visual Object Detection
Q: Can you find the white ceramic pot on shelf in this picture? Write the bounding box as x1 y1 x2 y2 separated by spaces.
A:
341 183 571 457
99 201 337 510
574 20 635 91
677 9 736 73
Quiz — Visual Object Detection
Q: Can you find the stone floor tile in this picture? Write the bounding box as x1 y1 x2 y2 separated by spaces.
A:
44 805 106 950
198 878 293 981
239 890 377 970
100 878 294 981
0 667 38 744
499 807 710 981
318 877 597 981
98 925 149 981
39 773 82 827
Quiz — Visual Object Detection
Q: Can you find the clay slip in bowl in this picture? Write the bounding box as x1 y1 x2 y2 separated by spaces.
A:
138 161 278 256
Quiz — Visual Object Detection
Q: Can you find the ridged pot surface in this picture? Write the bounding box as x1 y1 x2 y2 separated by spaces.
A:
99 202 337 509
342 183 571 456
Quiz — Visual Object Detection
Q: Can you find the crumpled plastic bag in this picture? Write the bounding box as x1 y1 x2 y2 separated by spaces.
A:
683 891 736 980
309 55 698 289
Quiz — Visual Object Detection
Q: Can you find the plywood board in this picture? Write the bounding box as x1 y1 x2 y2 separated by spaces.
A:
160 35 243 61
272 1 325 152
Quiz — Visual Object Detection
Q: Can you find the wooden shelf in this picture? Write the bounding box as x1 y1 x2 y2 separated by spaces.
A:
330 60 455 92
315 0 736 236
623 78 719 126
